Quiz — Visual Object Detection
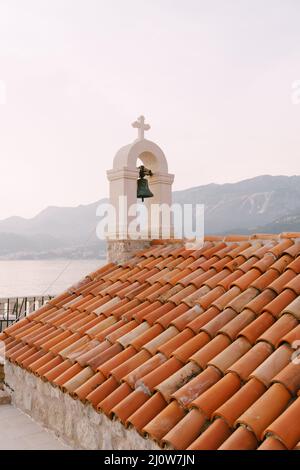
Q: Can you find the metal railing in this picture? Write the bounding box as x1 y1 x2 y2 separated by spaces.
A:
0 296 54 331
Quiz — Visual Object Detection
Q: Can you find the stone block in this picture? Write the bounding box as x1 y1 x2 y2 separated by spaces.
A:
0 364 4 382
0 389 11 405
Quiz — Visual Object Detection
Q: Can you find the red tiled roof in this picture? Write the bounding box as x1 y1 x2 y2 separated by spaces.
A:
1 233 300 450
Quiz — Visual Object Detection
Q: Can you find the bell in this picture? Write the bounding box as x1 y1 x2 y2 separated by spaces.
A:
137 177 154 202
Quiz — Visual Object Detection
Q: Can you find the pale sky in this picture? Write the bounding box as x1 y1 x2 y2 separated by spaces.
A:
0 0 299 220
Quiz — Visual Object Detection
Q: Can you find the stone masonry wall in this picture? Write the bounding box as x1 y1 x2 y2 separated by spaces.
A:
4 362 160 451
107 239 152 264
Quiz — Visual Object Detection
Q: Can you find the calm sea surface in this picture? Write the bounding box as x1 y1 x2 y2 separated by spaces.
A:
0 260 105 298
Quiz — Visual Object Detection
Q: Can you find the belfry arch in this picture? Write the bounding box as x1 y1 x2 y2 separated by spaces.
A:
106 116 174 262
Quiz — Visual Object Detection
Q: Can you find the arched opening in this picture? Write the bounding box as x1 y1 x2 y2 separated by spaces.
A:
113 139 169 173
137 152 160 173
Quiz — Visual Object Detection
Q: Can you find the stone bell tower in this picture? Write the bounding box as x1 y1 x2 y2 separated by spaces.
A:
106 116 174 263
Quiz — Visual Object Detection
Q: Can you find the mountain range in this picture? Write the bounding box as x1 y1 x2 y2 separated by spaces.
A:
0 175 299 259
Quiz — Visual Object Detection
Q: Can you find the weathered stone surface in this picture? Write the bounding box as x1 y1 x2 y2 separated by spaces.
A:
107 239 151 264
4 361 160 450
0 364 4 383
0 389 11 405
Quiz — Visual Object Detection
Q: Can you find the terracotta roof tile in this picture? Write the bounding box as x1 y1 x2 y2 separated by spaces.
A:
3 233 300 450
282 296 300 320
169 306 199 331
86 343 123 370
142 400 185 442
230 270 261 291
164 284 196 304
191 372 241 417
27 351 54 373
21 349 46 369
200 307 237 338
258 436 288 450
98 382 132 417
35 355 63 378
213 377 266 427
219 425 258 450
5 343 32 361
227 341 273 381
182 286 210 307
73 371 106 401
162 408 206 450
236 383 291 440
154 361 200 402
135 357 182 393
75 340 111 367
186 241 214 258
157 328 194 358
263 397 300 449
85 376 118 407
238 257 261 273
43 358 74 383
130 324 164 351
286 256 300 274
186 306 220 334
218 308 256 341
127 392 167 433
141 302 174 325
189 334 231 369
272 362 300 396
244 289 276 314
268 239 294 258
262 289 297 318
249 345 293 387
62 366 94 394
172 365 222 407
111 388 149 423
268 270 297 294
53 362 84 389
207 337 251 374
278 322 300 347
252 254 276 273
116 322 150 348
141 327 179 355
270 254 294 273
116 301 146 323
257 313 298 348
188 417 232 450
86 316 118 339
176 268 207 287
284 242 300 258
172 331 211 363
109 350 151 382
238 312 275 344
227 287 259 312
196 286 226 310
211 286 241 311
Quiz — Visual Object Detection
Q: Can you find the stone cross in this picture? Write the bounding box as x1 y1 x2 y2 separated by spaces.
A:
132 115 151 140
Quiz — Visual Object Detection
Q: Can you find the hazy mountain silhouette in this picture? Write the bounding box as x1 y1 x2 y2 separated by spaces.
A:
1 175 299 259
